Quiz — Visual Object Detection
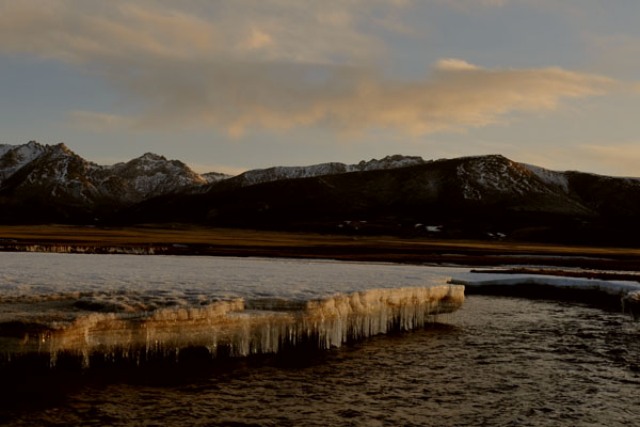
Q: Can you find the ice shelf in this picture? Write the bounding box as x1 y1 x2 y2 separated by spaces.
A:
0 285 464 368
0 253 471 367
450 272 640 318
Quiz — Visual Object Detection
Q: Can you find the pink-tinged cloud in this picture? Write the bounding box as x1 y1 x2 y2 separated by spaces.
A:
70 59 612 138
0 1 615 137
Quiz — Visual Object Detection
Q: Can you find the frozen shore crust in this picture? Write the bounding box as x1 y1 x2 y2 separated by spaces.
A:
2 285 464 367
0 254 466 366
450 272 640 318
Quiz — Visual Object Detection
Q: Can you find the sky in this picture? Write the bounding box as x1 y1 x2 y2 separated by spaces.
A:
1 0 640 177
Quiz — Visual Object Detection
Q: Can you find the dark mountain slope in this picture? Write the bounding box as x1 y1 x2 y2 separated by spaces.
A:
121 155 618 243
565 172 640 219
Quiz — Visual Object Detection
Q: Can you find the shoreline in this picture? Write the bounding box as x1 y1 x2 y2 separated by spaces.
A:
2 224 640 271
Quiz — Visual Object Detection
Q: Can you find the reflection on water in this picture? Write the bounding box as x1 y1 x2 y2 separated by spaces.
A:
2 296 639 427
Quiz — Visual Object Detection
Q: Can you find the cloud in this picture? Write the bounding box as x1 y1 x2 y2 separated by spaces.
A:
107 60 613 137
68 111 133 131
0 0 391 65
0 2 219 64
435 58 481 71
0 1 615 137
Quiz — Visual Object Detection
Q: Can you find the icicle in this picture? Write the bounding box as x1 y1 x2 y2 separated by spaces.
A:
1 286 464 368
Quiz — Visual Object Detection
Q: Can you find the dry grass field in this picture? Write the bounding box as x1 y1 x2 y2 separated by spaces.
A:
1 224 640 271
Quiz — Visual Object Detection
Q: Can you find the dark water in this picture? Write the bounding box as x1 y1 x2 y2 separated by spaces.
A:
2 296 639 427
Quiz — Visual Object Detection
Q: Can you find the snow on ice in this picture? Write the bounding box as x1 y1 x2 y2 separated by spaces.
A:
451 271 640 318
0 253 464 367
3 253 638 368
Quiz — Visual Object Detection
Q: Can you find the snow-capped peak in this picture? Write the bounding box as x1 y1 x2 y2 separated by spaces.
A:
0 142 210 207
137 152 167 162
0 141 48 182
454 155 564 200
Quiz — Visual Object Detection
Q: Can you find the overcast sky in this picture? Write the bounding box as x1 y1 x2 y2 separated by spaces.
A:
1 0 640 176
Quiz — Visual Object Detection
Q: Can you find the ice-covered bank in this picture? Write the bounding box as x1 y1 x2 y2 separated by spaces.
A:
0 254 465 368
450 271 640 318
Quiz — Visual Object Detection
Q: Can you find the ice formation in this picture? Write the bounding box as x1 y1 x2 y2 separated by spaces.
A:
2 286 463 368
0 253 465 368
450 271 640 317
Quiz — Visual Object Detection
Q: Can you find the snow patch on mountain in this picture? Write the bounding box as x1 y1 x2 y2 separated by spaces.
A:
202 172 233 184
230 155 428 187
0 141 48 182
106 153 207 199
234 162 351 186
456 155 555 200
522 164 570 193
355 154 427 171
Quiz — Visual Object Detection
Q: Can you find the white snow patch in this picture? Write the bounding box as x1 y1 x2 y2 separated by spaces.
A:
234 155 427 187
0 141 47 182
523 164 570 192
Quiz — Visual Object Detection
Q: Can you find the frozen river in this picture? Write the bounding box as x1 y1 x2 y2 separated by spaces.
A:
0 253 639 426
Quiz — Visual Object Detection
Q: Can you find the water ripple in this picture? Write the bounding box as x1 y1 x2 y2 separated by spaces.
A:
2 295 639 426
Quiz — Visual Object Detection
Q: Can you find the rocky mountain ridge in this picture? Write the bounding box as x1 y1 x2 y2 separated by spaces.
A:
0 142 435 210
0 142 210 221
125 153 640 244
0 142 205 201
1 141 639 245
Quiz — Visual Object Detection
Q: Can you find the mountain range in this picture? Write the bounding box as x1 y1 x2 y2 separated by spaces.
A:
1 141 639 245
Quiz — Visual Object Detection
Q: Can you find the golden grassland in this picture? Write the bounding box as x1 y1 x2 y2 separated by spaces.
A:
1 224 639 270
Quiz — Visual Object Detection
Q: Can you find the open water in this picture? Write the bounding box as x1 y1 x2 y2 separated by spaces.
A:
2 294 639 426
